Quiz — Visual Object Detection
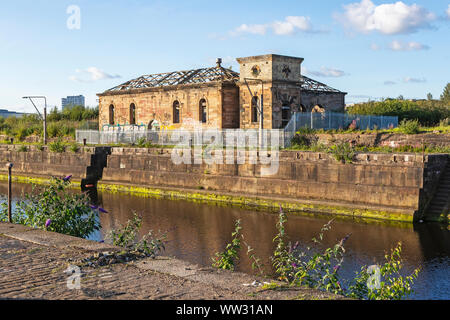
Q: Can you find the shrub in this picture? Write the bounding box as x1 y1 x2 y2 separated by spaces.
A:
271 208 421 300
347 99 449 126
212 220 242 271
327 142 355 163
47 123 60 138
49 139 66 153
0 177 100 238
69 143 80 153
18 145 28 152
107 212 166 258
399 119 420 134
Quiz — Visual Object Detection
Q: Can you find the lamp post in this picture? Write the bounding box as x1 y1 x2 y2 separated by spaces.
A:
6 163 13 223
23 96 47 145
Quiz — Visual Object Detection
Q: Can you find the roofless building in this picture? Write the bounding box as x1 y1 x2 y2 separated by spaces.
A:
97 54 346 130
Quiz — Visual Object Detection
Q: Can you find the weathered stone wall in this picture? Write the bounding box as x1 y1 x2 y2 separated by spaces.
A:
221 85 240 128
0 145 447 222
0 145 95 179
100 148 449 221
236 54 304 83
98 83 228 129
313 132 450 148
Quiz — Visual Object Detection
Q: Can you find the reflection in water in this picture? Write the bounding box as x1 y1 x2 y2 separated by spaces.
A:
1 181 449 299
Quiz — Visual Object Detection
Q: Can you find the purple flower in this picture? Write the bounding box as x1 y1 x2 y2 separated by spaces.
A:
90 205 99 210
333 265 341 272
63 175 72 182
98 207 108 213
292 263 298 268
45 219 52 228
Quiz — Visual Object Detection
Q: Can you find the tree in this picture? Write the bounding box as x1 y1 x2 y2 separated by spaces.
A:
441 83 450 103
427 93 433 100
397 95 404 100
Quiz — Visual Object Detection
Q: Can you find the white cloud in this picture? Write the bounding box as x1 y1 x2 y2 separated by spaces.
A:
389 40 429 51
447 5 450 19
231 16 314 36
404 77 426 83
336 0 436 35
304 66 347 78
272 16 312 35
70 67 121 83
233 23 268 36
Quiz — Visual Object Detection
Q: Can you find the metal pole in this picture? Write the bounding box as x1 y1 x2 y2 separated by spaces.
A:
43 105 47 145
6 163 13 223
259 92 263 148
22 96 48 145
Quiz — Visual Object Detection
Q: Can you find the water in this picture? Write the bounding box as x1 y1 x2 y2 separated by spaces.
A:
2 182 449 300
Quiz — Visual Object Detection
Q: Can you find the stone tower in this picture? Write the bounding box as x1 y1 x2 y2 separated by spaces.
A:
236 54 304 129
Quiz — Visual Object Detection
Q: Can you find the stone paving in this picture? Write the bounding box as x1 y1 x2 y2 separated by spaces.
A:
0 223 342 300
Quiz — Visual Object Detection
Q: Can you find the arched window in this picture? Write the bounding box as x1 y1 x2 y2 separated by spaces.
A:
173 101 180 124
281 104 291 127
130 103 136 125
251 96 259 123
109 105 115 125
199 99 207 123
312 105 325 113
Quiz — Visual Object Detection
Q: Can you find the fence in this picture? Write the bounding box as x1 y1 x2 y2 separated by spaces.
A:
283 112 398 147
76 112 398 149
76 128 287 148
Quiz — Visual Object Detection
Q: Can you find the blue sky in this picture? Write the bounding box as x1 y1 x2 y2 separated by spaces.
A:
0 0 449 112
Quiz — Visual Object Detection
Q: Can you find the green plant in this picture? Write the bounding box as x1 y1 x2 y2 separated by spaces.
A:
347 99 450 126
270 208 421 300
347 243 420 300
69 143 80 153
327 142 355 163
18 145 28 152
399 119 420 134
36 144 45 151
212 219 242 270
49 139 66 153
0 177 100 238
242 235 265 276
107 212 166 258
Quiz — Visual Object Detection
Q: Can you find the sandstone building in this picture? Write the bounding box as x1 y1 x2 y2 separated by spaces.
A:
97 54 346 130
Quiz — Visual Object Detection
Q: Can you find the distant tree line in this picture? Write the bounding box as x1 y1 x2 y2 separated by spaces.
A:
47 105 98 122
347 83 450 126
0 105 99 141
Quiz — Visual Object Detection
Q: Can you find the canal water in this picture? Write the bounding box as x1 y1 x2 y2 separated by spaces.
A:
1 182 449 300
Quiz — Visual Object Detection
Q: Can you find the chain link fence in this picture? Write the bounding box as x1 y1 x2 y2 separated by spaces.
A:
76 128 287 148
283 112 398 147
77 112 397 149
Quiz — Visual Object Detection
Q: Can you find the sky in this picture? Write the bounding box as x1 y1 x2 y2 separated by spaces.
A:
0 0 449 112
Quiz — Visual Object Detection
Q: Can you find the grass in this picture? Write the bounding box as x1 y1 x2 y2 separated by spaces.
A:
294 124 450 135
288 141 450 154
